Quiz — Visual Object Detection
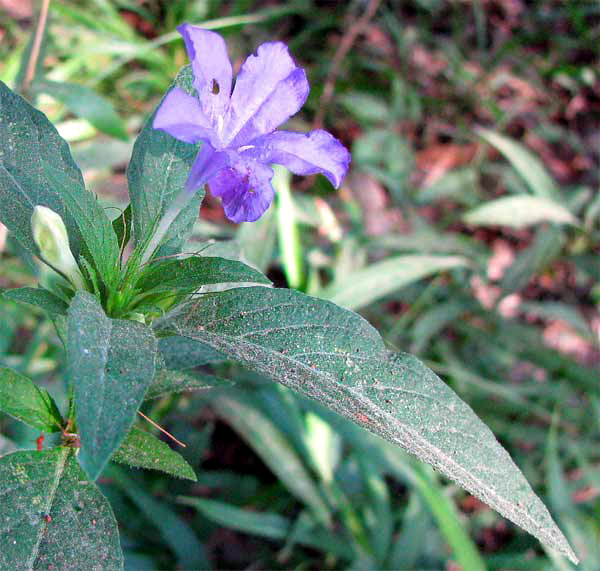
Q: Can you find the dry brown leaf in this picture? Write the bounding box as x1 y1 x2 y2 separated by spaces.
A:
415 143 479 187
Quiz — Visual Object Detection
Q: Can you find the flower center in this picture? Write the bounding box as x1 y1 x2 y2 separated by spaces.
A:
211 79 220 94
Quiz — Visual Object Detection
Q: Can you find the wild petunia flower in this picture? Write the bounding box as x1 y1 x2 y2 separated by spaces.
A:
153 23 351 224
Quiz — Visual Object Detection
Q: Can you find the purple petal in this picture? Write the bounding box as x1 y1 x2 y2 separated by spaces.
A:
153 87 215 143
223 42 309 148
177 23 232 128
185 143 231 193
243 130 351 187
208 157 274 223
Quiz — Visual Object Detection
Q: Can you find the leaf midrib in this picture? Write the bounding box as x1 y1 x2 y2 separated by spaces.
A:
26 448 69 570
184 329 575 560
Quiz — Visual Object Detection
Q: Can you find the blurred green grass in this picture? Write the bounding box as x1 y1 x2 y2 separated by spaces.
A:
0 1 598 569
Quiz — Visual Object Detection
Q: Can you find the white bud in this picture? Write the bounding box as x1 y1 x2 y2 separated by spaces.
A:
31 206 85 290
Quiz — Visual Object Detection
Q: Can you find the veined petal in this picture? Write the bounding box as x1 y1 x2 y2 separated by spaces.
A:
185 143 231 193
178 23 232 129
208 157 274 223
244 130 351 188
153 87 216 143
223 42 309 148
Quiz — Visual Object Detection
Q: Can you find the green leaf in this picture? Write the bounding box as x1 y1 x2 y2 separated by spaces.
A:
275 166 304 289
112 204 132 251
145 369 233 400
109 466 208 570
0 448 123 571
320 255 469 310
158 335 225 370
155 286 577 563
210 393 332 526
67 292 157 480
2 286 68 316
0 367 63 432
179 497 350 558
339 92 391 123
463 195 577 229
33 80 128 140
501 227 565 294
412 465 487 571
112 427 196 481
0 81 120 285
127 66 202 258
476 128 559 198
0 80 83 254
136 256 271 294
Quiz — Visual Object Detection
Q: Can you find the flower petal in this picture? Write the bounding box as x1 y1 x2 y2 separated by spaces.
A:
153 87 215 143
178 23 232 128
185 143 231 193
243 130 351 187
208 157 274 223
223 42 309 147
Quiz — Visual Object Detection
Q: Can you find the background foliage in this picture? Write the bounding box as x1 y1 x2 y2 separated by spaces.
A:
0 0 598 569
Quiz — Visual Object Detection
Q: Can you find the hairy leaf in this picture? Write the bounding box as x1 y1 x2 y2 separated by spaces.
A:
0 367 62 432
2 286 68 316
0 448 123 570
127 66 201 257
158 335 226 370
112 204 132 251
0 81 119 284
145 369 233 400
112 427 196 481
155 287 577 563
67 292 157 480
136 256 270 294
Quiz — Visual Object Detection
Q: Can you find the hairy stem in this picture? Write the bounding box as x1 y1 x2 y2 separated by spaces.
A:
139 190 194 266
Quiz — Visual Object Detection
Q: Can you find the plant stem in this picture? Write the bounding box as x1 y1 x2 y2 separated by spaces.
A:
139 190 193 266
23 0 51 92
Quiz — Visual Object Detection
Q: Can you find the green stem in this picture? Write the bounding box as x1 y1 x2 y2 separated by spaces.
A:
139 191 194 266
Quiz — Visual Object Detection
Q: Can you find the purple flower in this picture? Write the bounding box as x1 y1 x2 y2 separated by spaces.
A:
153 24 351 223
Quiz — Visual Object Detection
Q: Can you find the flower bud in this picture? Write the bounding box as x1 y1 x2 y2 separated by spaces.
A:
31 206 85 290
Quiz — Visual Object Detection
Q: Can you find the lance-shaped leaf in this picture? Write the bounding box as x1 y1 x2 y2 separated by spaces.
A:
2 286 68 317
0 81 119 284
136 255 270 295
0 448 123 571
463 195 577 229
476 128 559 199
33 79 128 141
0 367 63 432
67 292 157 480
127 66 202 257
320 254 469 311
112 427 196 481
154 287 577 563
158 335 226 370
145 369 233 400
210 393 332 526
